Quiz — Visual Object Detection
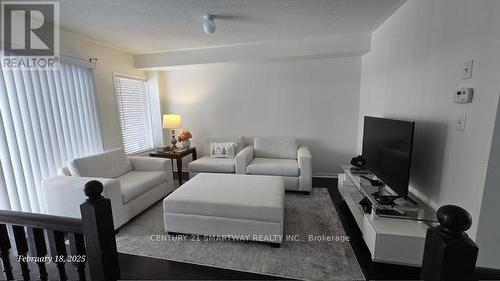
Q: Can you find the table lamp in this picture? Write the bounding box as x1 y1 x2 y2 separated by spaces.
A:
163 114 182 149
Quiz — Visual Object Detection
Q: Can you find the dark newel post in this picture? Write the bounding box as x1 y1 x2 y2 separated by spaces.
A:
80 180 120 281
421 205 478 281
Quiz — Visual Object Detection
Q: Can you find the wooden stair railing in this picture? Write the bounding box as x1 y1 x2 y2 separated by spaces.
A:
0 180 120 281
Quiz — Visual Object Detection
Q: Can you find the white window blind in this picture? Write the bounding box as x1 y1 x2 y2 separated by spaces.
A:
0 63 104 212
114 74 154 154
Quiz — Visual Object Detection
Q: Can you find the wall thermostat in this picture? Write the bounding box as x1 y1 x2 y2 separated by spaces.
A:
454 87 473 103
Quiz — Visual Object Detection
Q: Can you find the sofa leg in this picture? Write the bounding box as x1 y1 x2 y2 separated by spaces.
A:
270 242 281 248
304 191 311 195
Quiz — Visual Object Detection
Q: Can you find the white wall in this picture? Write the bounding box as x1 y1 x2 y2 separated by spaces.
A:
136 34 370 69
60 29 146 150
358 0 500 245
476 98 500 269
161 57 362 176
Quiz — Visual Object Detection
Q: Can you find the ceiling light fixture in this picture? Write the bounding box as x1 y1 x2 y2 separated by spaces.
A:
203 14 216 34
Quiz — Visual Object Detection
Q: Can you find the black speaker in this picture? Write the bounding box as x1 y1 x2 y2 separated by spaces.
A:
358 197 372 213
350 155 366 168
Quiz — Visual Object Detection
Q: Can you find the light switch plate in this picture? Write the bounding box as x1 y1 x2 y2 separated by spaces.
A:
462 60 473 80
455 112 467 131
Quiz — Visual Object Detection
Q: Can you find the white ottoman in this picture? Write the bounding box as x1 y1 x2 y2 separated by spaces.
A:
163 173 285 246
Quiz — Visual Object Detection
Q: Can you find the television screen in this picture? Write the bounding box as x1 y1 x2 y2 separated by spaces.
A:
362 116 415 199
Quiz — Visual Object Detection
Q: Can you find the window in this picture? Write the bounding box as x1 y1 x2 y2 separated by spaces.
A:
0 62 103 212
114 74 154 154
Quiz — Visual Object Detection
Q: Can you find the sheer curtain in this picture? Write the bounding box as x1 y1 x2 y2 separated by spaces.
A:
0 62 103 213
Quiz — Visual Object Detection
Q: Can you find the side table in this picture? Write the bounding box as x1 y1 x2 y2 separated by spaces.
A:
149 147 197 185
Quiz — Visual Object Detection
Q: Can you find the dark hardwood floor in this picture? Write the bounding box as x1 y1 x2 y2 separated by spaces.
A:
314 177 422 280
6 251 282 281
118 253 286 280
115 176 421 280
116 172 290 280
8 174 497 280
314 177 500 281
114 175 500 280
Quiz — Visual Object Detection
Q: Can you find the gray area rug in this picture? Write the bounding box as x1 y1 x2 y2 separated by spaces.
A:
116 188 364 281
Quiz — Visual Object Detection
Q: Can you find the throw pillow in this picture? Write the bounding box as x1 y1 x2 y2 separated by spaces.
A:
209 142 236 158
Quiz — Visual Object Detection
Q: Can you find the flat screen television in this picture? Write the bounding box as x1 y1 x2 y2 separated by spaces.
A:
362 116 415 199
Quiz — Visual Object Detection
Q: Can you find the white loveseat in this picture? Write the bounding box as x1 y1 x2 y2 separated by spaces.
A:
188 137 312 193
42 148 175 229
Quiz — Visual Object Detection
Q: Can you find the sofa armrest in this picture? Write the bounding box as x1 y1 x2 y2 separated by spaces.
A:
298 146 312 160
129 156 173 173
235 145 254 174
42 176 126 229
298 146 312 192
129 156 175 192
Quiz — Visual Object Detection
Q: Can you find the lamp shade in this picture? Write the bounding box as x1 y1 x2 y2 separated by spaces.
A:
163 114 182 129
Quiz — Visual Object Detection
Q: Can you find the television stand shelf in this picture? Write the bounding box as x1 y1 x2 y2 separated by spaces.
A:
341 165 437 223
339 165 438 266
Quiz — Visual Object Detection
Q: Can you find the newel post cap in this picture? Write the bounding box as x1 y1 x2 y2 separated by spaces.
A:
437 205 472 233
84 180 104 199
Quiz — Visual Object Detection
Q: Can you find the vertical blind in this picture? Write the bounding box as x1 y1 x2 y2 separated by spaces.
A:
0 62 103 212
114 75 154 154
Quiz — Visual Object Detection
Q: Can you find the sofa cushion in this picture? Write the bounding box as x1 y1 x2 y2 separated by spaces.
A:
117 171 167 203
247 158 299 177
188 156 235 173
68 148 133 179
253 137 298 159
203 137 245 155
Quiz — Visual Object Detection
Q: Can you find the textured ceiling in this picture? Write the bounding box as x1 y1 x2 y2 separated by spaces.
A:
59 0 404 54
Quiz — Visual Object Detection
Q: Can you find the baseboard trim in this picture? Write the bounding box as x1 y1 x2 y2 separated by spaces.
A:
176 171 339 179
313 173 338 178
174 169 339 179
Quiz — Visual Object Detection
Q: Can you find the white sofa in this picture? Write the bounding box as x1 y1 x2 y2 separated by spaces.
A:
42 148 175 229
188 137 312 193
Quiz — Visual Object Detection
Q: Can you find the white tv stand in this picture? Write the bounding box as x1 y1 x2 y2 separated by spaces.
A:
338 165 437 266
